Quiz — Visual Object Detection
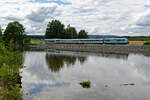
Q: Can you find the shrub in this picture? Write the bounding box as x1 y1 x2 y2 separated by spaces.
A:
144 42 150 45
3 84 22 100
80 80 91 88
0 42 23 100
24 38 31 44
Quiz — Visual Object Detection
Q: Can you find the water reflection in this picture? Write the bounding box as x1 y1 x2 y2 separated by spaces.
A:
45 52 128 73
22 51 150 100
98 53 129 60
29 82 70 95
45 53 87 72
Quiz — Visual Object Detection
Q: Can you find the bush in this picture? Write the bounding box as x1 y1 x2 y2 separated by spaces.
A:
24 38 31 44
0 42 23 100
2 84 22 100
144 42 150 45
80 80 91 88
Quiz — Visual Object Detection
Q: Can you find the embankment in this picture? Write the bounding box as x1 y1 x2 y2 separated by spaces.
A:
29 44 150 54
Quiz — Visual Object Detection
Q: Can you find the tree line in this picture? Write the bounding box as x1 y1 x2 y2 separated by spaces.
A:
0 20 88 47
45 20 88 39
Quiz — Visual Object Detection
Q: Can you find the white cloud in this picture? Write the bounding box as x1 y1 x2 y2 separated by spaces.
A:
136 10 150 26
0 0 149 35
26 6 57 22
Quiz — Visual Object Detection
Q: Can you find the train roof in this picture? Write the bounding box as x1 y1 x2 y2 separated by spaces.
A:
45 38 127 40
45 39 103 40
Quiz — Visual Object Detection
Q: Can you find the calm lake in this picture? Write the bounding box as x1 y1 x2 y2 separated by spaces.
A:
21 51 150 100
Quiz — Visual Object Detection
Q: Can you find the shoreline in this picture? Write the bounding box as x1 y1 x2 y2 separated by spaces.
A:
28 44 150 54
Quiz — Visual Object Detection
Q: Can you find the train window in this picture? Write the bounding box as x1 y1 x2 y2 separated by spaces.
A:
48 40 55 42
104 40 110 41
116 39 121 41
98 40 103 41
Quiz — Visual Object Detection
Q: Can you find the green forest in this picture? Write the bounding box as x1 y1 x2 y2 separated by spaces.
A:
45 20 88 39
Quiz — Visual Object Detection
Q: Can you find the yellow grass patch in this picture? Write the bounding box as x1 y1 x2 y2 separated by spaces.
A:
30 39 45 44
129 41 144 45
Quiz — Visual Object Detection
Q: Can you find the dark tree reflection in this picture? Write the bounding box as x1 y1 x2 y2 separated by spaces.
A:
78 56 87 64
45 53 87 72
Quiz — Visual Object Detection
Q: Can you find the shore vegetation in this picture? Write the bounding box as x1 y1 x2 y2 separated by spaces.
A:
80 80 91 88
0 21 25 100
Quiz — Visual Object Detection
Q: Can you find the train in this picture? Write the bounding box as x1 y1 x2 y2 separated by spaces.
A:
45 38 129 44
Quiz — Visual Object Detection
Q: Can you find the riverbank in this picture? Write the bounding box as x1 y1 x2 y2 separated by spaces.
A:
0 43 23 100
29 44 150 54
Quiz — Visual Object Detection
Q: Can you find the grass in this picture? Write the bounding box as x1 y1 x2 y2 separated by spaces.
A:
30 39 45 44
129 41 150 45
128 38 150 41
144 42 150 45
80 80 91 88
126 36 150 41
129 41 144 45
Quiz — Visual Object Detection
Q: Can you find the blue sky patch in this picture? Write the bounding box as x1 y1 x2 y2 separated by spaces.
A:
32 0 72 5
29 82 70 95
16 8 20 11
144 5 150 8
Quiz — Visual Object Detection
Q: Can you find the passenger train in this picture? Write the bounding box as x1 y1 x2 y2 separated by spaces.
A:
45 38 128 44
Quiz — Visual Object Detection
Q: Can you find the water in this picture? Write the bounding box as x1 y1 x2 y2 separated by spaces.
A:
21 50 150 100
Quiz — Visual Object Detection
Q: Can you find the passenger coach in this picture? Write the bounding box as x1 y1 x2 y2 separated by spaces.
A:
45 38 128 44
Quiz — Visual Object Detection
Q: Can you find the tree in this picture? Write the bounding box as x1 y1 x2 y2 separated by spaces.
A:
0 26 2 36
4 21 25 47
78 30 88 38
0 26 2 41
65 25 78 39
45 20 65 39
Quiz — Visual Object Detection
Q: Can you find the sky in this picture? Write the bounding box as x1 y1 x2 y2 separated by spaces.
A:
0 0 150 36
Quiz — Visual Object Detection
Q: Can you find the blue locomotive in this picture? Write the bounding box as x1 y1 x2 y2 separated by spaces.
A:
45 38 128 44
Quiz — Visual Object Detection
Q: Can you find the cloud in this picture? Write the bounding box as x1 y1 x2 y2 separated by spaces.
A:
136 10 150 26
2 16 23 21
26 6 57 23
0 0 149 35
